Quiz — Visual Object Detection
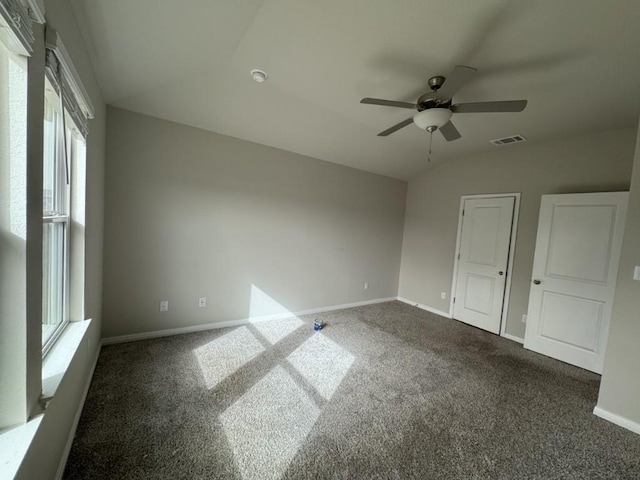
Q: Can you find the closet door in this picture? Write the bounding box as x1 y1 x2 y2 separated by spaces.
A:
524 192 628 373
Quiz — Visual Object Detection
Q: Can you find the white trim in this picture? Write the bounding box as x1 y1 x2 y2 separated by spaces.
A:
54 343 101 480
0 0 33 55
593 406 640 436
502 333 524 344
449 193 521 336
102 297 397 345
397 297 452 318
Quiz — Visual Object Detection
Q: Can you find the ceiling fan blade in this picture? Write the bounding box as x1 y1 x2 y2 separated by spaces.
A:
452 100 528 113
377 117 414 136
439 121 462 141
361 98 415 109
436 65 478 101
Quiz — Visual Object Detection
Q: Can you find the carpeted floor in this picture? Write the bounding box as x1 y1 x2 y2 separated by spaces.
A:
64 301 640 479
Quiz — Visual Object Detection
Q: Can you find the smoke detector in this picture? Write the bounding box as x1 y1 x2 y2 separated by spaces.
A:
250 69 267 83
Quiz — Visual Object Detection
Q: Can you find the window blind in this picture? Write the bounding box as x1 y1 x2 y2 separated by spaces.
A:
45 48 90 138
45 27 94 137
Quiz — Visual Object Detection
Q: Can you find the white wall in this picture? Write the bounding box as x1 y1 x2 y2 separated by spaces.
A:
597 121 640 430
102 107 407 339
0 32 30 428
15 0 106 477
399 129 636 339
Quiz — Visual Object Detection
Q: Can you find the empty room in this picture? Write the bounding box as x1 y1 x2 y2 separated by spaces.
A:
2 0 640 478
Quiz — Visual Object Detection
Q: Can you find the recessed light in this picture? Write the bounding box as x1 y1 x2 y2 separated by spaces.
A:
250 69 267 83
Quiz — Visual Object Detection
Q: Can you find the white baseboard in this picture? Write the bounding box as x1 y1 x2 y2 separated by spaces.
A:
593 406 640 436
397 298 526 344
102 318 249 345
397 297 452 318
102 297 398 345
502 333 524 344
54 344 101 480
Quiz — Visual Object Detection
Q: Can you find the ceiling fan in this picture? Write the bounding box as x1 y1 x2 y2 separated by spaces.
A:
360 65 527 141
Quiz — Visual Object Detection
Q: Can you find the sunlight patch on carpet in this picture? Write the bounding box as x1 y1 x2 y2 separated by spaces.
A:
193 326 264 389
287 333 355 400
220 365 320 480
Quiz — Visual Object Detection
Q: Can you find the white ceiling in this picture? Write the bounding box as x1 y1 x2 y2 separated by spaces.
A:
70 0 640 180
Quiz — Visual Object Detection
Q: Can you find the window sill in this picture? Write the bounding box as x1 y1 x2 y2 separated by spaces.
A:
0 319 92 479
42 319 92 403
0 415 43 479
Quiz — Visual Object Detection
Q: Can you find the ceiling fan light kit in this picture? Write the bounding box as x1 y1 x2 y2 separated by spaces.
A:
413 108 452 131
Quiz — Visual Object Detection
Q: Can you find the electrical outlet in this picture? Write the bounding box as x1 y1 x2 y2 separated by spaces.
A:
364 282 368 290
160 300 169 312
199 297 206 308
522 314 527 323
440 292 446 300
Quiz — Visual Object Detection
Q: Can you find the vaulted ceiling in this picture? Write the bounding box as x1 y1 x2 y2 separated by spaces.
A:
70 0 640 180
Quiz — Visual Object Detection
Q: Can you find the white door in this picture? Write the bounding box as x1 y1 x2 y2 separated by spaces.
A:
524 192 628 373
453 196 515 334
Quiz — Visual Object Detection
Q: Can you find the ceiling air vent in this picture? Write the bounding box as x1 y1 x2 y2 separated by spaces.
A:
490 135 527 146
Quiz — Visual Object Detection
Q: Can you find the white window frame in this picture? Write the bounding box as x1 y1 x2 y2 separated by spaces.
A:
41 27 92 356
42 81 73 355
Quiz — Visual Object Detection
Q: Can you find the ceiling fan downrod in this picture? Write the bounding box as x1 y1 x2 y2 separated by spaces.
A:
426 125 437 162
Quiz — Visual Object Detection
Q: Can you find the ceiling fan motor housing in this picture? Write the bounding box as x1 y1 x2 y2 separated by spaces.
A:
428 75 446 91
415 77 454 129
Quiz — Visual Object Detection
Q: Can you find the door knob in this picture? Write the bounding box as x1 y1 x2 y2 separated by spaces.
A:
533 279 541 285
498 271 504 276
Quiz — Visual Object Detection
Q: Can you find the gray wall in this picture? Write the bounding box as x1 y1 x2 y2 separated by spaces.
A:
16 0 105 477
399 129 636 338
597 121 640 426
102 107 407 339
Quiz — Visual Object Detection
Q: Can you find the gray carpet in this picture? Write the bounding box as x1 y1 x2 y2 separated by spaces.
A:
64 301 640 479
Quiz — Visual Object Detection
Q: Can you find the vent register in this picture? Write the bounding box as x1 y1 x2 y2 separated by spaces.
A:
490 135 527 146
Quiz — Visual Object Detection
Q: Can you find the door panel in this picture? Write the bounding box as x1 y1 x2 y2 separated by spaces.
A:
546 205 616 283
539 292 603 351
524 192 628 373
453 196 515 334
463 274 495 315
468 206 502 264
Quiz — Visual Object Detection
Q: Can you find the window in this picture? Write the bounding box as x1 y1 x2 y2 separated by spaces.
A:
42 79 71 351
40 28 93 356
41 78 87 353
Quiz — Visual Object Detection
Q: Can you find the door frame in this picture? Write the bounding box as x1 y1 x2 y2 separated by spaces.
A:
449 193 521 339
